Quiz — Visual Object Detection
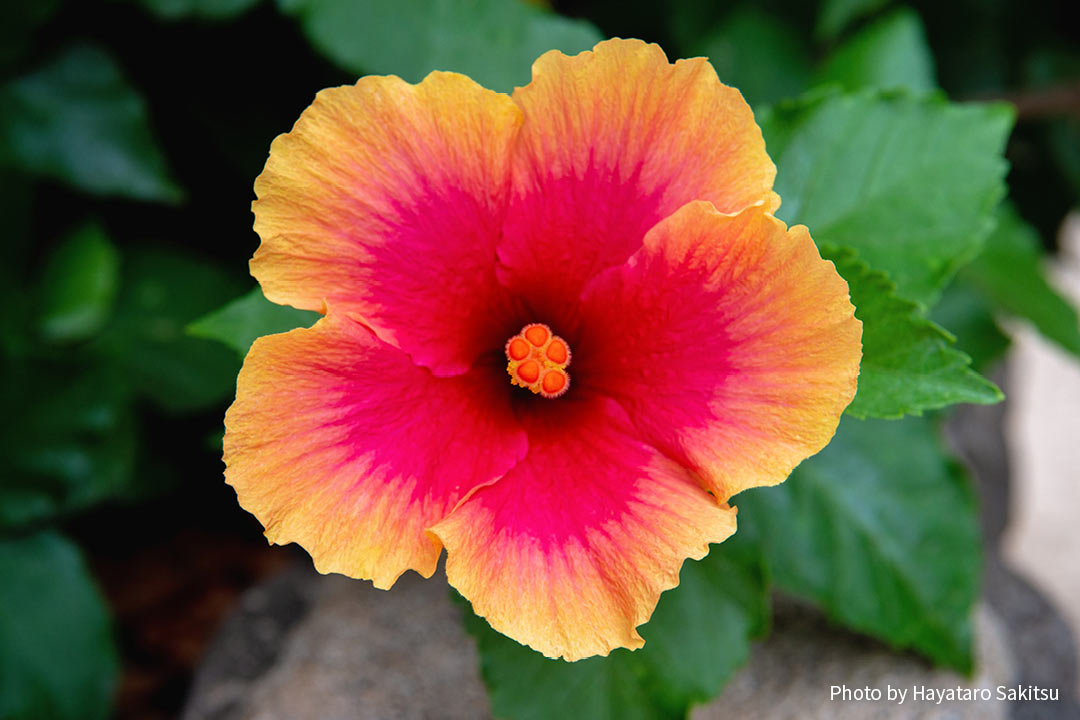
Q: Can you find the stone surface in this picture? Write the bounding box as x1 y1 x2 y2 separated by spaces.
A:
183 567 490 720
693 600 1012 720
1003 212 1080 692
982 558 1080 720
185 567 1033 720
181 564 318 720
947 383 1080 719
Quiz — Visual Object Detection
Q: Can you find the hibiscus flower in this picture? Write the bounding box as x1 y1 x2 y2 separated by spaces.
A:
224 38 861 661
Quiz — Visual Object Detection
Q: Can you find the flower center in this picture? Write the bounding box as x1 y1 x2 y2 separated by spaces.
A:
505 323 571 399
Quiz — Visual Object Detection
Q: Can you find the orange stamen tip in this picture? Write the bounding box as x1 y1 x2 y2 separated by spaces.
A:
505 323 572 399
524 324 550 347
545 339 568 364
506 337 530 361
516 359 541 384
540 369 568 397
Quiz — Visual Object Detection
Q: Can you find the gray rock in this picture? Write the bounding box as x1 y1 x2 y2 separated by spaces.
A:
982 558 1080 720
183 565 317 720
185 567 490 720
693 600 1013 720
185 568 1023 720
946 373 1080 719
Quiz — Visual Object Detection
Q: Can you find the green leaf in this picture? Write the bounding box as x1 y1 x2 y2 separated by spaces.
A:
0 362 135 530
277 0 602 93
0 531 118 720
96 246 244 412
826 246 1002 418
463 533 768 720
736 415 981 672
814 8 935 94
37 224 121 343
817 0 889 40
0 44 182 203
666 0 727 52
761 90 1013 307
690 7 813 109
929 280 1011 373
128 0 262 21
961 205 1080 359
188 287 320 356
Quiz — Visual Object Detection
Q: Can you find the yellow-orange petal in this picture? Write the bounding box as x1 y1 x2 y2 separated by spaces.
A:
252 72 523 376
497 38 779 329
223 312 527 589
431 396 737 661
577 201 862 502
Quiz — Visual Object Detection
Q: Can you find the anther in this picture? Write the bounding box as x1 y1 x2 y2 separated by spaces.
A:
540 369 568 397
524 324 550 347
516 360 541 384
545 338 569 364
507 337 530 362
505 323 571 398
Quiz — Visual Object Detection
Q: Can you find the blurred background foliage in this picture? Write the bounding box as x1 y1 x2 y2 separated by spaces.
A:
0 0 1078 718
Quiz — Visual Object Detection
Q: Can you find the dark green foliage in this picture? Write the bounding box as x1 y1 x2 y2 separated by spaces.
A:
814 8 936 93
277 0 602 93
37 224 121 343
0 44 181 202
929 282 1012 373
129 0 262 21
761 90 1014 307
961 206 1080 359
1 363 135 531
684 7 813 109
816 0 890 40
0 532 118 720
737 416 982 672
189 287 320 356
826 246 1002 419
0 0 61 69
95 246 244 412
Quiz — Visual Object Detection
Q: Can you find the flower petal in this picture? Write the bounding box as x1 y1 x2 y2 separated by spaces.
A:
252 72 523 375
223 312 528 589
577 201 861 502
431 395 737 661
497 38 778 331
